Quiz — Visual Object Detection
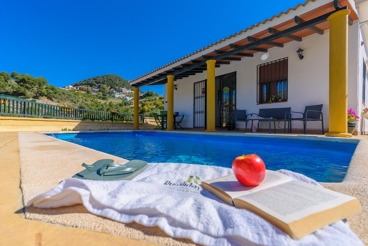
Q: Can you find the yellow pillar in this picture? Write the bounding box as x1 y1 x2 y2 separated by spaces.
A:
325 9 351 138
206 60 217 132
133 87 139 130
166 75 174 131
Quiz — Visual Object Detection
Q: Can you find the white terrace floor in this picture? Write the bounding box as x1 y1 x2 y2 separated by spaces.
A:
1 131 367 245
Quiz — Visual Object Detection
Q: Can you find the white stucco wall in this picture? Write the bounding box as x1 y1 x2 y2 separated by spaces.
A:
347 20 368 135
348 22 359 124
164 22 364 133
356 27 368 134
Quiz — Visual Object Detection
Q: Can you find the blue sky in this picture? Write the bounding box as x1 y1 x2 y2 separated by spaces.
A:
1 0 304 95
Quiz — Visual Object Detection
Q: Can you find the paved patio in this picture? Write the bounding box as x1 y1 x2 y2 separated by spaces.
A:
0 132 159 246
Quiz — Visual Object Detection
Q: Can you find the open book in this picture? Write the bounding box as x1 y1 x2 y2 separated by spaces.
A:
201 170 361 240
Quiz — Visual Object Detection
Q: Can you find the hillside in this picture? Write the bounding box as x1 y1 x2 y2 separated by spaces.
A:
0 71 164 116
73 74 132 91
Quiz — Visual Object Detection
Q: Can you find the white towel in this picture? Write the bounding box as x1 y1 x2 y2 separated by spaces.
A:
27 163 362 246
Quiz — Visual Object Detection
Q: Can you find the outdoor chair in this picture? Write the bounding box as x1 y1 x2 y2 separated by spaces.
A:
175 115 185 129
286 104 324 134
233 109 247 131
153 113 164 130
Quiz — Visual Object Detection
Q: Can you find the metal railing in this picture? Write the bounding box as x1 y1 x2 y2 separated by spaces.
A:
0 96 144 123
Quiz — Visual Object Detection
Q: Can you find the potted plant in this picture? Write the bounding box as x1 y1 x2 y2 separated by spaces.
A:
269 95 281 104
225 112 235 131
347 108 359 134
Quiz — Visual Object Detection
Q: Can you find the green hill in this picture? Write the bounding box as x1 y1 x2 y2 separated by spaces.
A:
73 74 133 91
0 71 164 116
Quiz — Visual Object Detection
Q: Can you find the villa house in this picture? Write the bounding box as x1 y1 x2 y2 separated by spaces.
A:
129 0 368 137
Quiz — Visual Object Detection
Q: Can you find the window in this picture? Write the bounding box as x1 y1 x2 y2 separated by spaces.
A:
257 58 288 104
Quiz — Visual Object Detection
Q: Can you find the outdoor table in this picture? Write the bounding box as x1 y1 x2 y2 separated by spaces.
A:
158 114 180 130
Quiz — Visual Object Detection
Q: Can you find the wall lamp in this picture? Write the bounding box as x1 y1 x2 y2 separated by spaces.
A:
174 84 178 90
296 48 304 60
260 53 269 61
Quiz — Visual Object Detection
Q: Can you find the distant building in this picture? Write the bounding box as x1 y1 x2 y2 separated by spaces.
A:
115 93 126 98
63 85 74 90
92 88 99 95
77 85 88 91
121 88 133 93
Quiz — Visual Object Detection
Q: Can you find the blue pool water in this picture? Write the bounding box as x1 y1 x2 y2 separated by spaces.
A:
49 131 358 182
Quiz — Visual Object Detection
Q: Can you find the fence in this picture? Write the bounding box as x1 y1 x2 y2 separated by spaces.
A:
0 96 144 123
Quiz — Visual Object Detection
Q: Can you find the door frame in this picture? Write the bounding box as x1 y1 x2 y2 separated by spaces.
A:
215 72 237 128
193 80 207 128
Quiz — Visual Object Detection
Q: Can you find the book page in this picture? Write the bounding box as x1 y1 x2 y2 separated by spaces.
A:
235 180 356 224
202 170 293 200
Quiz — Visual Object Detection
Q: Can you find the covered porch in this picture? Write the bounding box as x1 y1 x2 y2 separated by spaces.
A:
130 0 365 137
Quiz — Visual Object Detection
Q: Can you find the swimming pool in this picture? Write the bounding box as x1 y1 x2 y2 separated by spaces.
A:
49 131 358 182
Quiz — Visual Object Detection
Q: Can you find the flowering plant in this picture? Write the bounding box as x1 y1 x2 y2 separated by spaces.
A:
225 112 234 123
269 95 281 103
347 108 359 122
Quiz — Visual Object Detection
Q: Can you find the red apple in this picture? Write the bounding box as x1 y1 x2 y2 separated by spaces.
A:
232 154 266 186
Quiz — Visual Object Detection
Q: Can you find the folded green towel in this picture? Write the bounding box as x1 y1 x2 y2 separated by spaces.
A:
73 159 114 178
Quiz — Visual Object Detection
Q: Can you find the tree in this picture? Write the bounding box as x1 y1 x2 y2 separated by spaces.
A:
44 85 59 100
0 72 11 82
145 90 155 97
0 72 17 94
99 84 109 96
86 86 92 94
33 77 48 98
10 71 19 78
12 73 48 98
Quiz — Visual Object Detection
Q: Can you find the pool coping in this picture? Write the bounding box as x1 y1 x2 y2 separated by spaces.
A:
46 129 361 143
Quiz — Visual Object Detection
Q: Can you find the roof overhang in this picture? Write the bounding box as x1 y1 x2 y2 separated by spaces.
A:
130 0 359 88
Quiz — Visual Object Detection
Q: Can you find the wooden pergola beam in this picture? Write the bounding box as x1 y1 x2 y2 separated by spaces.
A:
231 44 268 53
221 57 242 61
294 16 324 35
247 36 284 47
236 53 254 57
205 55 241 61
215 61 231 64
268 27 302 42
249 48 268 52
215 49 254 57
